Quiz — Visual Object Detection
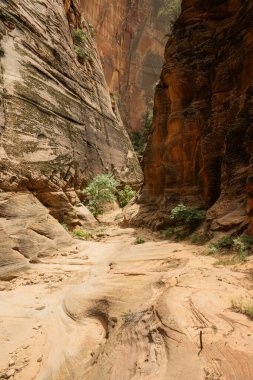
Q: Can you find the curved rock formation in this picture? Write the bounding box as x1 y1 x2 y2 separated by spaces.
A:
82 0 167 132
0 0 142 276
141 0 253 233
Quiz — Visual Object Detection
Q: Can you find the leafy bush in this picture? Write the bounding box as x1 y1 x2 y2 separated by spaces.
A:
233 237 249 261
130 105 153 156
216 236 234 249
74 46 87 62
170 204 206 229
73 28 87 43
206 243 218 255
117 185 136 208
206 234 253 263
72 228 91 239
84 174 119 217
134 236 145 245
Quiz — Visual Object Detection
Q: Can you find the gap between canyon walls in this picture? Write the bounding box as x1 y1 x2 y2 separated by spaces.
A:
81 0 168 133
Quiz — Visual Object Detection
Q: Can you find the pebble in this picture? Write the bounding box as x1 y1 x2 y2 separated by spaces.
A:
33 323 42 330
22 344 30 349
37 356 42 363
5 369 15 378
8 359 15 367
35 306 45 311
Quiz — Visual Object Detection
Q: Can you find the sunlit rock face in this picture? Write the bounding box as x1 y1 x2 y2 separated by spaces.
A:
81 0 168 132
141 0 253 233
0 0 142 274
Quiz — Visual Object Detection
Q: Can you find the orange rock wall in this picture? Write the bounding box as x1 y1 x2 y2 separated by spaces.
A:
81 0 167 131
142 0 253 233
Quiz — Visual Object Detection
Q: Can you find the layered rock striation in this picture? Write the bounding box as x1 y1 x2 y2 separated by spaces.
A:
0 0 142 276
82 0 167 132
139 0 253 233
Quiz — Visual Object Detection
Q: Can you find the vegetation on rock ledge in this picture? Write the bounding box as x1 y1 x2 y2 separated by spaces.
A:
83 174 136 217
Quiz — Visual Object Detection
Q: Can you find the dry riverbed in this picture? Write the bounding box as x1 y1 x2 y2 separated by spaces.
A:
0 227 253 380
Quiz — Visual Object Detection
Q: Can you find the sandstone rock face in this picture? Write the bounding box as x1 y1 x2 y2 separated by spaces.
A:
82 0 167 132
0 0 142 273
141 0 253 233
0 192 72 279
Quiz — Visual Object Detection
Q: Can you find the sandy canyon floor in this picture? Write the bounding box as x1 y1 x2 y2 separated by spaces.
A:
0 227 253 380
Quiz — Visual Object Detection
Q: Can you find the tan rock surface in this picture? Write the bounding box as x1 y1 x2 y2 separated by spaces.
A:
0 0 142 274
0 0 142 193
0 228 253 379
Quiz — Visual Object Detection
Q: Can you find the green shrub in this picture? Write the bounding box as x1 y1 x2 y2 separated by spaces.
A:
72 228 91 239
74 46 87 62
110 93 119 103
117 185 136 208
170 204 206 229
130 104 153 156
216 236 234 249
231 299 253 320
206 234 253 262
158 0 181 17
134 236 145 245
83 174 119 217
233 237 249 261
158 0 181 35
214 257 239 266
73 28 87 43
205 243 218 255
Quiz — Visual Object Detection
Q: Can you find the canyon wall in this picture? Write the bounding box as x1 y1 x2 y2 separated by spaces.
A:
81 0 167 132
0 0 142 277
138 0 253 234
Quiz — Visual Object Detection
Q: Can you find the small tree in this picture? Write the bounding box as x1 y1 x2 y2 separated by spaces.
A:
84 174 119 217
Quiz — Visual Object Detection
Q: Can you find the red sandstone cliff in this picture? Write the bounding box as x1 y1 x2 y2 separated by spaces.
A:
137 0 253 234
81 0 167 132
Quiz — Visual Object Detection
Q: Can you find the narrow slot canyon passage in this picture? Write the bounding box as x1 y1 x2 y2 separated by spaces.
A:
1 0 253 379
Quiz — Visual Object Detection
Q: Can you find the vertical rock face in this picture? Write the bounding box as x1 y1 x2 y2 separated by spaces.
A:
142 0 253 233
0 0 142 274
81 0 167 132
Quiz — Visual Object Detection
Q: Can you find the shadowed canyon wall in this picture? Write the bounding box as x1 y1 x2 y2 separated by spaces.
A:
81 0 167 132
137 0 253 234
0 0 142 276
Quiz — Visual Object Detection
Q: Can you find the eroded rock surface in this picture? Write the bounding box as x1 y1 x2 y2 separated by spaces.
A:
0 0 142 274
140 0 253 233
82 0 167 132
1 228 253 379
